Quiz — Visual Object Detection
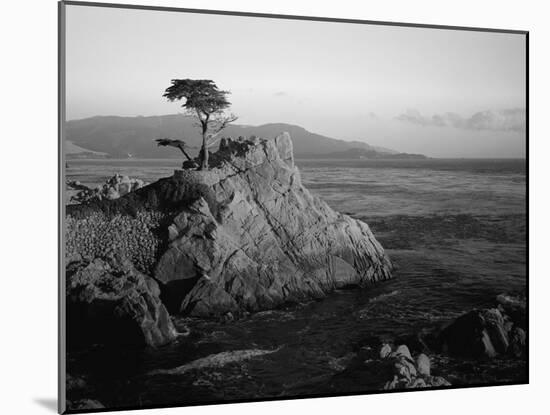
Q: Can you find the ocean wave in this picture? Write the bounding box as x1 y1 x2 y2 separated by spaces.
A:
149 347 282 376
369 290 400 303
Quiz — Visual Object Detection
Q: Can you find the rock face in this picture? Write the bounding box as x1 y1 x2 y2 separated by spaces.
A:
66 134 393 318
66 256 177 348
154 134 392 316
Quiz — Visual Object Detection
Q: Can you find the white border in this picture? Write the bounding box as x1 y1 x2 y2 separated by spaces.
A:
2 1 545 414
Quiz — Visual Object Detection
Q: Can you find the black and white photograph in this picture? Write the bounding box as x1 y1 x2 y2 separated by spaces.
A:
59 1 527 413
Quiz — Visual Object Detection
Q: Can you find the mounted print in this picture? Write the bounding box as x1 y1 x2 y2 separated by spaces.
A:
59 1 528 413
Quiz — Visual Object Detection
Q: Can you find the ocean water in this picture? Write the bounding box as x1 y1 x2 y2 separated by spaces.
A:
66 158 527 409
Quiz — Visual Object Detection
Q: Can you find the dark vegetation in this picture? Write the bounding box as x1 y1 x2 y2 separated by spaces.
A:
67 175 219 221
155 138 195 164
66 136 260 221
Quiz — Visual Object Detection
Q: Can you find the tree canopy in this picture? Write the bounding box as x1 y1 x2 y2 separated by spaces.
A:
163 79 237 170
163 79 231 115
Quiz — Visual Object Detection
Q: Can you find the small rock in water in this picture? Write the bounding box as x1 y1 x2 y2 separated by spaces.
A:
416 353 431 377
410 377 427 388
377 343 450 390
429 376 452 387
509 327 526 358
69 173 147 204
66 374 86 392
379 343 392 359
68 399 105 410
384 375 401 390
394 344 413 361
394 356 416 381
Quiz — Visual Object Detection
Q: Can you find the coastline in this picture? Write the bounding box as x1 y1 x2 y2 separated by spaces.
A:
64 149 526 409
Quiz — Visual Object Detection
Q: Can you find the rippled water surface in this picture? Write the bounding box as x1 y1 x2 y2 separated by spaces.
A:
66 158 527 409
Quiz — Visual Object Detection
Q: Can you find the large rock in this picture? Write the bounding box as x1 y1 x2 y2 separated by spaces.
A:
438 303 526 359
438 310 497 358
67 134 393 317
154 134 392 316
66 256 177 348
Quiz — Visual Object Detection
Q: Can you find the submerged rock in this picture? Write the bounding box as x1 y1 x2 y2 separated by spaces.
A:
66 256 177 348
67 134 393 317
416 353 431 377
66 374 86 392
67 399 105 410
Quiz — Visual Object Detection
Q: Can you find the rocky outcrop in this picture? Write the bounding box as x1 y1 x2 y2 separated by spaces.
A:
155 134 392 316
68 174 147 204
379 344 451 390
66 256 177 348
66 134 393 318
438 295 527 359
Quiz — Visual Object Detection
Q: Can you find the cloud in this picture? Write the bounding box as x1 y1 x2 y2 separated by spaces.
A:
273 91 288 97
396 108 526 133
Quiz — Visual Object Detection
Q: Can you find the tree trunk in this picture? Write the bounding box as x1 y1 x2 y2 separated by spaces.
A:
200 133 208 170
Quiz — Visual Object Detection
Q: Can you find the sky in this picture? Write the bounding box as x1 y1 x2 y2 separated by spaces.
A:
65 4 526 157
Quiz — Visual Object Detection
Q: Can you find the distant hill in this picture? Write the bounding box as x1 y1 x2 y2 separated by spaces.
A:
318 148 428 160
65 114 405 159
65 140 109 159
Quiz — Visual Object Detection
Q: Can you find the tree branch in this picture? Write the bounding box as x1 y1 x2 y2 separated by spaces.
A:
205 136 222 148
206 114 238 140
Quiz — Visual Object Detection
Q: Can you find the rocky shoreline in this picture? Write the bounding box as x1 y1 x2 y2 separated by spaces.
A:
327 292 526 394
66 134 393 348
64 135 526 409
